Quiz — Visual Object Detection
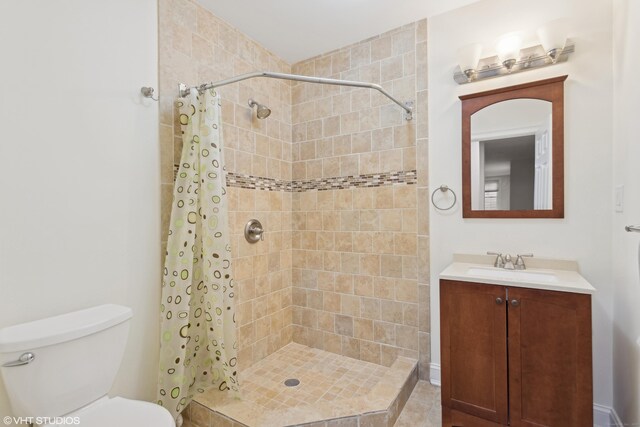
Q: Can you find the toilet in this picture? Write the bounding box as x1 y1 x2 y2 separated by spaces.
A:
0 304 175 427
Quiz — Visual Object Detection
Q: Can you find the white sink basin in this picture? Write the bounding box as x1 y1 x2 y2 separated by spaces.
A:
466 267 558 283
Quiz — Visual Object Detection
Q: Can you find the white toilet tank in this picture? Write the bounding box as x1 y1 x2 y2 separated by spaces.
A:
0 304 133 419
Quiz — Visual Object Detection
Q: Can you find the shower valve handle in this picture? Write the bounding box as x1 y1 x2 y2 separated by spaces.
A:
251 226 264 241
244 219 264 243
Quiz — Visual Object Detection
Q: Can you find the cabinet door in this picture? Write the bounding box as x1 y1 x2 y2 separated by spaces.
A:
507 287 593 427
440 280 508 424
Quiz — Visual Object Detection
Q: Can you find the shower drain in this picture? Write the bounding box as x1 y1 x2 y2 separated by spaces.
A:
284 378 300 387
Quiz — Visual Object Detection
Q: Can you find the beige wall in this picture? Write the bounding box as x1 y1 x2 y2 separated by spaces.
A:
159 0 429 375
159 0 294 370
288 22 430 376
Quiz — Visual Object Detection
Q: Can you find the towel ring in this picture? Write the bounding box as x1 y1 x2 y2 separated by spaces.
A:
431 185 457 211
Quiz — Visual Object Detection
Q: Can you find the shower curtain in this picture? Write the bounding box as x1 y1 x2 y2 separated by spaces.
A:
157 89 239 419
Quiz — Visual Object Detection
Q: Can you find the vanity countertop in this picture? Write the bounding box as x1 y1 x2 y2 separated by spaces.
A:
440 254 596 295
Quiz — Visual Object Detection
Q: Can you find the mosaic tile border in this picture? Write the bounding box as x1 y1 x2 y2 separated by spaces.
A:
289 170 417 192
228 171 418 192
174 164 417 192
227 172 293 192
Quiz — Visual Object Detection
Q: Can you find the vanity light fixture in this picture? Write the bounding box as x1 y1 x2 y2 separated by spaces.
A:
454 21 574 85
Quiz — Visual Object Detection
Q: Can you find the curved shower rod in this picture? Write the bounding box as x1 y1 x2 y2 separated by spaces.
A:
178 71 413 121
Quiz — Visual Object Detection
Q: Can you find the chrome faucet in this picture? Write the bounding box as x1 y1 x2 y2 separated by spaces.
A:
488 252 534 270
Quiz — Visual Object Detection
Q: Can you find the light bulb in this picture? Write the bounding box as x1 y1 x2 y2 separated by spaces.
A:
496 32 523 71
537 18 568 63
457 43 483 81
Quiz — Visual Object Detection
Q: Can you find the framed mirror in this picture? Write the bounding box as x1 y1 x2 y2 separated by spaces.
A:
460 76 566 218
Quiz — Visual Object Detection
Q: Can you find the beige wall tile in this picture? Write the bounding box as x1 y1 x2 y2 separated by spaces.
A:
333 135 352 156
324 291 341 313
335 231 353 252
341 336 361 359
360 254 381 276
341 294 361 317
341 252 360 274
360 210 379 231
379 149 403 172
339 154 359 176
379 210 402 232
324 332 342 354
402 209 417 232
394 233 417 256
353 232 373 253
372 231 394 254
381 300 404 324
394 185 416 208
359 152 380 175
335 314 354 336
381 56 404 82
396 279 418 303
381 344 400 367
335 274 354 294
396 325 418 351
361 297 381 320
374 321 396 346
375 187 394 209
374 276 396 300
354 275 374 296
318 311 334 332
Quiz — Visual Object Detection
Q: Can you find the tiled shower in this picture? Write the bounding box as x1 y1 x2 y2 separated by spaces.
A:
159 0 429 424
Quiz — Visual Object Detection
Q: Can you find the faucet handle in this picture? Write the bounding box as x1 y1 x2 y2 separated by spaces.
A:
515 253 533 270
487 252 505 268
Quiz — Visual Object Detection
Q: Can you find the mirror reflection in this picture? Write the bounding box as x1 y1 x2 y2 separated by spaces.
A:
470 99 552 211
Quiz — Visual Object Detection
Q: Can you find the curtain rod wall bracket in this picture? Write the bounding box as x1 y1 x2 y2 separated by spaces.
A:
178 72 413 121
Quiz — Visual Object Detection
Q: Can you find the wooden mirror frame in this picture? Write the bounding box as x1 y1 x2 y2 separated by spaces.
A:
460 75 567 218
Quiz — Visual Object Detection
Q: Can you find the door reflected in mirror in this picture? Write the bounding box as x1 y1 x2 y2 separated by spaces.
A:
471 99 552 211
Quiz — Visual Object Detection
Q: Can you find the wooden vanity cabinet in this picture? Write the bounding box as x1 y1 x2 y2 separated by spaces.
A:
440 279 592 427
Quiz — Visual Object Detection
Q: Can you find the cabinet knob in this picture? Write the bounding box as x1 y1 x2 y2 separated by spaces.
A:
496 297 503 305
511 299 520 307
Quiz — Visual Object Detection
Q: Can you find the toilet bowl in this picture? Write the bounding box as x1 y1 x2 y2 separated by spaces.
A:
0 305 175 427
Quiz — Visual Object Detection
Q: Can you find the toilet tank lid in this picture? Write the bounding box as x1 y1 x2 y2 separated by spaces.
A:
0 304 133 353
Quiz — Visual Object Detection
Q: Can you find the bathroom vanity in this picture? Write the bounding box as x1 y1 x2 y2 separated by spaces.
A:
439 255 594 427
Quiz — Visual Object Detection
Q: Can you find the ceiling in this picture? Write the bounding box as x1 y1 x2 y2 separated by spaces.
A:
197 0 481 63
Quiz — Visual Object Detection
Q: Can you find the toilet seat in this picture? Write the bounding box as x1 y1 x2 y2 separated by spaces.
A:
42 396 175 427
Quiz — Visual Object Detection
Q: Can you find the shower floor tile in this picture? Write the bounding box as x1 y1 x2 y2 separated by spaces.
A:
187 342 418 427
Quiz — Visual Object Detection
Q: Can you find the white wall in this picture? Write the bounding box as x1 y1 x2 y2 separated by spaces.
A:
612 0 640 423
428 0 614 407
0 0 159 417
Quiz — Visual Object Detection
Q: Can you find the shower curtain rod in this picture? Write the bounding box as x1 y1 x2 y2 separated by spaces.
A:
178 71 413 121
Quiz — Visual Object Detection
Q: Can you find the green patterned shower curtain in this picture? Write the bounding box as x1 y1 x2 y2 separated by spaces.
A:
157 89 239 419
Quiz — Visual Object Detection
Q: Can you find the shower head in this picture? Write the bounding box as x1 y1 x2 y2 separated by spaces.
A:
248 99 271 119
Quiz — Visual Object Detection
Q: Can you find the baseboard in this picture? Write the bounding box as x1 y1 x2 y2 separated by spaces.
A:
429 362 441 386
429 363 622 426
593 404 623 427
